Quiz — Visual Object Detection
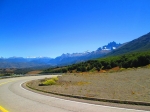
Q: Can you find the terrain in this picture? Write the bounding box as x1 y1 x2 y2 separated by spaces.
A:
0 32 150 70
0 41 121 68
1 75 148 112
27 66 150 105
107 32 150 56
43 32 150 73
42 51 150 73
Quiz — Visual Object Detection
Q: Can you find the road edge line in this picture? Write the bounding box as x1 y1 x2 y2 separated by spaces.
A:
0 106 9 112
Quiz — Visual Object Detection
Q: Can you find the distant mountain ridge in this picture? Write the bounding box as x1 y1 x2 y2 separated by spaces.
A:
2 30 150 69
0 41 121 68
0 57 52 68
48 41 122 66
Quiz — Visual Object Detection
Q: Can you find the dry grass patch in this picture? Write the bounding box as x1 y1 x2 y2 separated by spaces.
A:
27 68 150 103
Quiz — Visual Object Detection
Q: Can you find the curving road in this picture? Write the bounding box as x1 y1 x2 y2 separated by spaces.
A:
0 75 149 112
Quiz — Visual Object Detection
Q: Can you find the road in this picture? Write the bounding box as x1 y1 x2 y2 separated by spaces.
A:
0 75 149 112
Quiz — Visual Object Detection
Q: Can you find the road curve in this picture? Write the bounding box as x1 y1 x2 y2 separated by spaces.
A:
0 75 149 112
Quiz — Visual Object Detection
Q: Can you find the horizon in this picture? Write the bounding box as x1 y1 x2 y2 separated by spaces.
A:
0 0 150 58
0 41 121 58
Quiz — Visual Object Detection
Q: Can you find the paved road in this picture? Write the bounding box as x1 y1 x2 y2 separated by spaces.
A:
0 75 149 112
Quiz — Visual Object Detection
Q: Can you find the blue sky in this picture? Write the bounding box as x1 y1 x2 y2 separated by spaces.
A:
0 0 150 58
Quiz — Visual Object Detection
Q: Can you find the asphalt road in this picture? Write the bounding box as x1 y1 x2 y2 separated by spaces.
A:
0 75 149 112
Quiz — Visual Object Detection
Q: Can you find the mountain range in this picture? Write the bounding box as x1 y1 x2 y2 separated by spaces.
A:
1 32 150 69
0 41 121 68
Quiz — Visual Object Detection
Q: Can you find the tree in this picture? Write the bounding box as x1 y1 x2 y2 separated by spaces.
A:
62 68 67 73
96 67 100 71
81 66 86 72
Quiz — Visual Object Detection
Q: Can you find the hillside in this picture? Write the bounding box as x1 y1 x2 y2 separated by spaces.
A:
43 51 150 73
108 32 150 56
2 31 150 69
43 32 150 73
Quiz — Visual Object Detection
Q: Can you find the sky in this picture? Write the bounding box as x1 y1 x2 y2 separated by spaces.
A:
0 0 150 58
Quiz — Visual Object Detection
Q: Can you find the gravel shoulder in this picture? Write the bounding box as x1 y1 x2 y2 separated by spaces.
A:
26 68 150 111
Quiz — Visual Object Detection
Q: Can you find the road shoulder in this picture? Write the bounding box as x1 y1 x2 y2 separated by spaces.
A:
23 82 150 111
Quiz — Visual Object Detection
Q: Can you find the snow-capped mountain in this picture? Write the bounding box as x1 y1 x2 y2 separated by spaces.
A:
0 41 122 68
97 41 121 51
59 51 91 58
1 31 150 69
47 41 122 66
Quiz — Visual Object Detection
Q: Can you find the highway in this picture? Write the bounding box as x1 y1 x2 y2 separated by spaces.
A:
0 75 149 112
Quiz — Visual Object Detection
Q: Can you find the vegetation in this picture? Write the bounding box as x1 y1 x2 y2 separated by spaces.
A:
0 68 44 76
43 51 150 73
42 79 56 85
39 77 58 86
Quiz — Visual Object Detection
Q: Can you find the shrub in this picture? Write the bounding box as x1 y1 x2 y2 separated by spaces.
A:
52 77 58 81
120 68 126 71
147 64 150 68
90 67 97 72
42 79 56 86
62 68 67 73
40 77 58 86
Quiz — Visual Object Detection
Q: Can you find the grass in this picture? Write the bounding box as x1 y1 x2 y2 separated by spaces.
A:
77 81 89 86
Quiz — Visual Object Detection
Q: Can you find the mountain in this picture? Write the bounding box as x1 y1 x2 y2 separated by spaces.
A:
3 32 149 69
0 57 52 68
107 32 150 56
43 32 150 73
0 41 121 68
48 41 122 66
97 41 121 51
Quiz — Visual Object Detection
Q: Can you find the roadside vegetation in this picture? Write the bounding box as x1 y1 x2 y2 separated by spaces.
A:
43 51 150 73
39 77 58 86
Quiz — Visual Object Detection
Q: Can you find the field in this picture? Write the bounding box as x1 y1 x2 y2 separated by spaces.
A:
27 67 150 104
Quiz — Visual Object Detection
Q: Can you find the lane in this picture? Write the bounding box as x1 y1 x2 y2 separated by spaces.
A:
0 76 149 112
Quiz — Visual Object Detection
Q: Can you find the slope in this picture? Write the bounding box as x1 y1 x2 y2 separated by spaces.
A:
107 32 150 56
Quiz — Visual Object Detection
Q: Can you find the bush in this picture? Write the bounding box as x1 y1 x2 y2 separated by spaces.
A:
40 77 58 86
62 68 67 73
120 68 126 71
52 77 58 81
42 79 56 85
